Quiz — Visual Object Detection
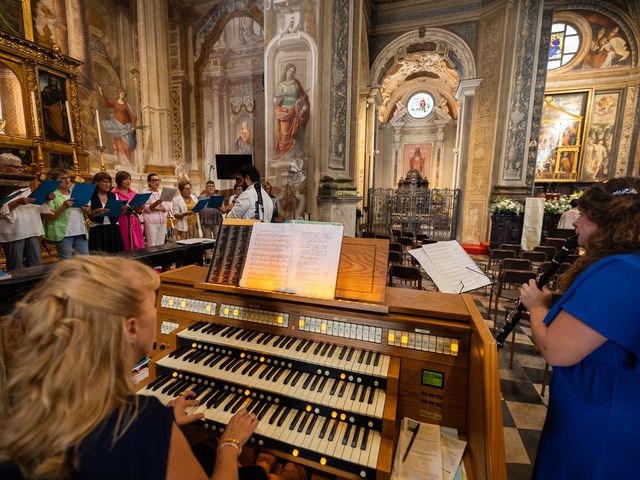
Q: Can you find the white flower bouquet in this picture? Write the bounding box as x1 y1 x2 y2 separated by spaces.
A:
490 197 522 214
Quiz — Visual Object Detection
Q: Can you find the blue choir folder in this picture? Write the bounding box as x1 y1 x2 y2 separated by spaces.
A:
127 192 152 209
28 180 60 205
70 184 96 207
207 195 224 208
191 198 210 213
103 198 126 217
0 188 29 207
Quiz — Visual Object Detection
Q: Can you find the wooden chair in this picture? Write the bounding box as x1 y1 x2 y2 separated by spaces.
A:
388 251 402 265
397 237 415 250
499 244 521 257
486 249 516 276
543 237 566 250
533 245 557 261
501 258 532 272
488 269 537 329
388 265 422 289
415 233 430 243
389 242 403 253
521 250 547 266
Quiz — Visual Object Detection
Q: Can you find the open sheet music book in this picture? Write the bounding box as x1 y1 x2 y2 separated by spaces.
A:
409 240 490 294
239 222 344 299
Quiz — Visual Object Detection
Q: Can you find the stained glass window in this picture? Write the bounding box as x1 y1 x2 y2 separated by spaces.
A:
407 93 434 119
548 23 580 70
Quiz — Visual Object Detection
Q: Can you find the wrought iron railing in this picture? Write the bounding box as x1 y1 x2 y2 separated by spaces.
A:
367 187 460 240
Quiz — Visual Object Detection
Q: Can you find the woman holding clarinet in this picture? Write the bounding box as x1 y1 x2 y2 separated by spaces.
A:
520 176 640 479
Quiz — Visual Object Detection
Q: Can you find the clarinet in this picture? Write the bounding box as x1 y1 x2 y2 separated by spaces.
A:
495 235 578 349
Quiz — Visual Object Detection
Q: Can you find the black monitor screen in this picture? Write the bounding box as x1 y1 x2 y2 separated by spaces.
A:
215 154 253 180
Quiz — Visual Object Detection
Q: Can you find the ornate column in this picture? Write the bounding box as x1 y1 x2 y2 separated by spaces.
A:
137 0 173 169
453 79 481 190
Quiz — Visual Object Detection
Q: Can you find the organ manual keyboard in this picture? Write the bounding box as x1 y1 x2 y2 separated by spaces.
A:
140 265 506 480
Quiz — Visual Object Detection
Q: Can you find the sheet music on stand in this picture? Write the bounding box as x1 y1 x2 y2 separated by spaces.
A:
409 240 491 293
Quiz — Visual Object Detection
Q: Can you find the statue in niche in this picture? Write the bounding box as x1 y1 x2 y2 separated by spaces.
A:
274 63 309 157
235 121 253 154
98 85 138 165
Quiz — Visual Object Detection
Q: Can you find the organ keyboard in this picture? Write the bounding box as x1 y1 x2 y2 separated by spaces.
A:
140 265 506 480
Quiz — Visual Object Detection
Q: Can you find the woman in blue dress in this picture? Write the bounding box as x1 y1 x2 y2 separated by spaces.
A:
521 176 640 479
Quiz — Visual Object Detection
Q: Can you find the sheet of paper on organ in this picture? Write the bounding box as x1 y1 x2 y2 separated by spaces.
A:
240 222 344 299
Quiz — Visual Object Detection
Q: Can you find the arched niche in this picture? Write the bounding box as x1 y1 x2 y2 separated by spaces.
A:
0 59 27 138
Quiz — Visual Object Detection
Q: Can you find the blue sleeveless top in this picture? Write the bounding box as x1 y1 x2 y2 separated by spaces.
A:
533 254 640 479
77 395 173 479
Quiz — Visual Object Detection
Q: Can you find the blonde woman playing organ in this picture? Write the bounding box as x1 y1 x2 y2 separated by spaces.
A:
520 177 640 478
0 257 258 479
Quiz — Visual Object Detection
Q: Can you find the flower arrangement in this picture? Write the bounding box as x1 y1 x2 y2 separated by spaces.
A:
490 197 522 214
544 191 583 214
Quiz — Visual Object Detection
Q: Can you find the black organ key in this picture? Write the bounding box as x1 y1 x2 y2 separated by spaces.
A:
342 423 352 445
338 381 347 398
272 367 286 382
218 356 235 370
255 332 268 343
291 371 303 387
257 401 271 420
306 414 319 435
374 351 381 367
318 417 330 439
265 366 280 381
320 343 330 356
284 337 297 349
367 386 376 405
230 395 248 413
274 336 287 348
360 426 370 450
350 383 360 401
357 349 366 364
262 334 275 345
165 378 189 396
295 340 306 352
169 345 190 358
289 409 303 430
230 359 245 373
283 370 296 385
328 344 337 357
276 407 290 427
302 341 313 353
351 426 361 449
200 389 217 405
301 373 313 389
189 321 207 331
346 347 355 361
366 350 373 365
259 365 273 379
236 329 247 340
248 363 262 376
204 353 224 367
359 385 368 403
297 412 310 432
181 349 198 362
222 393 240 411
309 375 320 391
148 375 171 390
248 399 262 414
241 361 255 375
313 342 323 355
317 376 328 393
220 326 234 337
213 391 232 409
328 420 339 441
329 378 338 396
247 331 261 342
269 405 284 424
338 346 347 360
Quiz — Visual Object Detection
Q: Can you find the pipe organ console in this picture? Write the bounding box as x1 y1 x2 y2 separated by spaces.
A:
140 266 506 480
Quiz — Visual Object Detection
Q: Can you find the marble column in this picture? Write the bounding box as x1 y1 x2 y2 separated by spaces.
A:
453 79 481 191
137 0 173 168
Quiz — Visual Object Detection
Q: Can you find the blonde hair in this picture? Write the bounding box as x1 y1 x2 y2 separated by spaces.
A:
0 256 160 478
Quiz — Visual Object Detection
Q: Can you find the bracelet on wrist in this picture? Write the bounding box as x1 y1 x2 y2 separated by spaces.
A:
218 439 241 455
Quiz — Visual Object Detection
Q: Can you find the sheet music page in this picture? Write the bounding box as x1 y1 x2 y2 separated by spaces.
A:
440 427 467 480
392 417 443 480
409 248 452 292
240 223 294 292
422 241 491 293
239 223 343 298
287 223 344 299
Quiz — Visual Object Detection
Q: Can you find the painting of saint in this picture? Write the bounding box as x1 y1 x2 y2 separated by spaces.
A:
402 144 432 178
98 85 138 165
580 91 620 181
581 14 631 69
0 0 24 37
274 64 309 157
39 72 70 142
535 124 559 179
235 120 253 154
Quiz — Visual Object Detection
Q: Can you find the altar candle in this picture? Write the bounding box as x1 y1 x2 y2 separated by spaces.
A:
65 100 75 143
95 109 103 147
31 91 40 137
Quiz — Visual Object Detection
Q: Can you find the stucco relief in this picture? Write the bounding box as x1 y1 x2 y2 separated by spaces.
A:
462 202 483 244
615 85 638 176
469 166 486 194
502 0 540 182
328 0 349 171
170 87 185 178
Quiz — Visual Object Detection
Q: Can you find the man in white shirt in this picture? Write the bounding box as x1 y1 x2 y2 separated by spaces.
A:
224 165 273 221
557 199 580 230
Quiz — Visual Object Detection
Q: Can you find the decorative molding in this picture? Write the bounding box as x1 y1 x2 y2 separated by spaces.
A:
328 0 349 171
170 86 184 166
0 32 81 74
615 85 638 176
502 0 542 182
525 7 554 186
372 1 483 30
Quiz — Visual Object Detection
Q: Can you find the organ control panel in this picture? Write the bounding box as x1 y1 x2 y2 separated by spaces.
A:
140 266 506 480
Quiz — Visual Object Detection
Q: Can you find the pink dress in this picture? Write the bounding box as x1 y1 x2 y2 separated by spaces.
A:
112 186 144 251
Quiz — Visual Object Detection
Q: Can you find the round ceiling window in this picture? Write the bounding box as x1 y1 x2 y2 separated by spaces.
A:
407 92 434 119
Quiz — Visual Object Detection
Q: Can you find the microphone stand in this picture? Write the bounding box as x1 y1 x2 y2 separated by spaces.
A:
125 204 140 252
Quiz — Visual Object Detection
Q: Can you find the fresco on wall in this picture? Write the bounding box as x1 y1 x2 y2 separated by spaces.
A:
274 63 309 157
579 11 631 70
98 85 138 165
403 144 432 179
234 118 253 154
33 0 62 48
0 0 24 37
535 93 586 181
581 91 620 181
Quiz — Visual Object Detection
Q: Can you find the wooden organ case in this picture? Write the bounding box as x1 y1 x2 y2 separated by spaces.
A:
141 252 506 480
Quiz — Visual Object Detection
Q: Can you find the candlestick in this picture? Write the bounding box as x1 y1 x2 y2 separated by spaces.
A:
72 147 84 183
65 100 75 143
36 142 45 181
95 109 103 147
98 145 106 172
31 91 40 137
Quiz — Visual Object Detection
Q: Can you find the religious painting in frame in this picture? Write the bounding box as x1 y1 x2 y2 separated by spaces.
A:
580 90 622 182
37 69 72 143
535 92 587 181
402 143 432 178
0 0 25 38
554 147 579 181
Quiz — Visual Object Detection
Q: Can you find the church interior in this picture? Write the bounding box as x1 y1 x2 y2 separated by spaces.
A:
1 1 639 480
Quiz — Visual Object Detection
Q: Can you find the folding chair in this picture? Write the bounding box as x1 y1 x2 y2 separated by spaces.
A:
533 245 557 261
521 250 547 268
486 249 516 276
499 244 521 257
488 269 537 330
388 251 402 265
389 242 403 253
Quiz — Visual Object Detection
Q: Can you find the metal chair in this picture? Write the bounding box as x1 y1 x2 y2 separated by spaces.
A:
521 250 547 266
499 244 522 257
486 249 516 276
488 269 537 329
389 242 403 253
388 251 402 265
543 237 566 250
388 265 423 290
501 258 532 272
